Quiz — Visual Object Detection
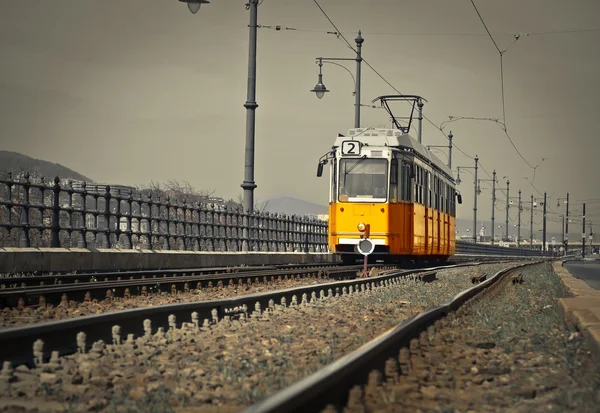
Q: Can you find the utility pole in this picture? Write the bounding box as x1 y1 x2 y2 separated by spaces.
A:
491 170 496 245
473 156 479 243
582 203 586 259
240 0 259 241
591 222 594 255
542 192 547 252
505 180 510 241
561 215 565 255
417 98 424 144
448 131 453 170
565 193 569 255
517 190 522 248
530 194 534 248
355 32 363 128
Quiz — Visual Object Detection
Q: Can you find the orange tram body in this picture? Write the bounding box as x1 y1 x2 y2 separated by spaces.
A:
317 101 461 264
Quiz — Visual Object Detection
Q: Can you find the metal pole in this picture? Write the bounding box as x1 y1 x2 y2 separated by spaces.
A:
561 215 565 255
448 131 453 169
530 194 533 248
417 99 424 144
241 0 259 251
517 190 521 248
505 180 509 241
491 170 496 245
354 31 363 129
565 192 569 255
591 222 594 255
582 203 586 259
543 192 547 252
473 156 478 243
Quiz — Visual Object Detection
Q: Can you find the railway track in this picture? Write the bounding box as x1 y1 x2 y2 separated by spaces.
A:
0 262 342 288
0 256 517 309
0 264 393 308
241 261 541 413
0 262 480 368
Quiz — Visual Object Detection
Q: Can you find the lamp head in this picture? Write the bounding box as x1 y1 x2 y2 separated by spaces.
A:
179 0 210 14
311 76 329 99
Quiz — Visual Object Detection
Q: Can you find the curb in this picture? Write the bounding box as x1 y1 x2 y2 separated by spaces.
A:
552 261 600 362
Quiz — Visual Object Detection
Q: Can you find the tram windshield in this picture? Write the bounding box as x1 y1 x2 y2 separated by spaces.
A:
338 158 388 202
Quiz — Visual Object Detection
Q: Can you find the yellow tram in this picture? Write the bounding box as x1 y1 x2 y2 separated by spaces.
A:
316 95 461 263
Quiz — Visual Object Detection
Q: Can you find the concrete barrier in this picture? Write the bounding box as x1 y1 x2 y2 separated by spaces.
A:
553 261 600 362
0 248 339 274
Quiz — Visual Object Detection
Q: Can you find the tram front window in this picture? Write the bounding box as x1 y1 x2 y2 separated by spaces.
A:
338 158 388 202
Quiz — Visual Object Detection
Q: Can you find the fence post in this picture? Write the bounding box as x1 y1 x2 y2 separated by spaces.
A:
51 177 61 248
303 217 309 253
147 193 154 250
78 182 88 249
19 173 31 248
165 196 171 250
102 185 112 248
125 190 133 249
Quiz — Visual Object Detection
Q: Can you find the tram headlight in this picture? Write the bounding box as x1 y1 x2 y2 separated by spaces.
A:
357 222 366 232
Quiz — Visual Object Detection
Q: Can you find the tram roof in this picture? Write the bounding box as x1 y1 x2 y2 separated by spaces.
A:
334 128 454 181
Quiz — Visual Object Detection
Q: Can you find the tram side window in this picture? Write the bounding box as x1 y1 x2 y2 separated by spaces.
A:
413 166 418 203
331 160 337 203
446 184 450 214
435 177 443 211
389 158 398 202
436 177 440 210
400 161 411 201
426 171 432 208
414 165 421 204
441 180 445 212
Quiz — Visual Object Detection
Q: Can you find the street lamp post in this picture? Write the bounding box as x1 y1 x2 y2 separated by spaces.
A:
582 203 586 259
456 155 479 243
177 0 259 251
427 130 453 169
504 179 509 241
530 194 534 248
517 190 522 248
477 169 496 244
542 192 547 251
311 32 364 128
557 194 569 255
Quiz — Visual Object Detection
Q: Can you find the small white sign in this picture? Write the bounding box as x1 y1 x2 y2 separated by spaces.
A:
341 140 362 156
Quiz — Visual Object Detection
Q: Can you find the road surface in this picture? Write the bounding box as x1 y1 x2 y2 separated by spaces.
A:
563 259 600 290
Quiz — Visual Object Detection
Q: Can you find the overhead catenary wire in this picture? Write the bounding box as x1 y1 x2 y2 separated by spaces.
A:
257 24 600 37
469 0 546 177
312 0 497 179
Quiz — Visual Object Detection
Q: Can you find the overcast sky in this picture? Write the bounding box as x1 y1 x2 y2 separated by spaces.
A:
1 0 599 236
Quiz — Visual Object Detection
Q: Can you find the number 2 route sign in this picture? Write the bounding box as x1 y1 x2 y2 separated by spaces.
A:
341 140 362 156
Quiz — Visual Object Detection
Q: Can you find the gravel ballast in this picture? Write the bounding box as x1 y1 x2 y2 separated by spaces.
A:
353 261 600 413
0 263 516 413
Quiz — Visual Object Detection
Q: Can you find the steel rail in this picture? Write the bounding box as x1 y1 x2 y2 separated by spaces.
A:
0 263 473 368
0 262 342 288
0 257 532 307
0 265 380 308
241 260 542 413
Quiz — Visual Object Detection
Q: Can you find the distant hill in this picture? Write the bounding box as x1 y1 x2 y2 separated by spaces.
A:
262 196 328 216
0 151 93 182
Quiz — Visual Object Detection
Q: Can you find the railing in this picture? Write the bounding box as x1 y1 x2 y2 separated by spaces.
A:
0 174 328 252
456 240 554 257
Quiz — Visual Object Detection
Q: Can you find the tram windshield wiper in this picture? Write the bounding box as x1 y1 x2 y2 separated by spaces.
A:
342 155 368 178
